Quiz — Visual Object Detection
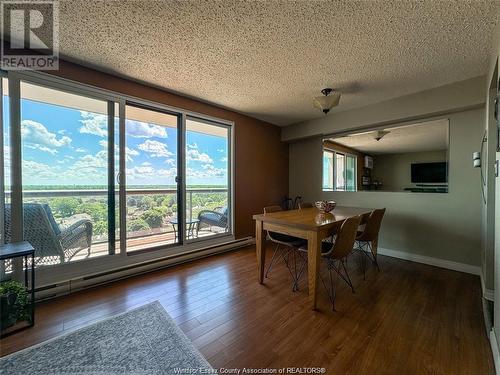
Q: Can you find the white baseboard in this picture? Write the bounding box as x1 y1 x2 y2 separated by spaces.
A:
376 247 481 276
491 329 500 375
36 237 254 300
481 271 495 302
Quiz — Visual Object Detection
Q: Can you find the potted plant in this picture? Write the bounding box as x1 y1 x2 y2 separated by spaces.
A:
0 280 29 330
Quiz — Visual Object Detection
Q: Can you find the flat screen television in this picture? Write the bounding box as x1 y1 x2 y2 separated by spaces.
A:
411 162 447 184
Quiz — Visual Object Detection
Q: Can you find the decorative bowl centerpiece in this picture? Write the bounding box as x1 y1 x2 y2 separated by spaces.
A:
315 200 336 213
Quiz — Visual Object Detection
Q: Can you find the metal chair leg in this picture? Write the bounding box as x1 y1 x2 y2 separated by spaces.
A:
361 242 367 280
284 249 300 291
341 258 355 293
265 243 281 278
291 249 308 292
294 251 308 291
367 242 380 271
329 262 340 311
319 263 336 311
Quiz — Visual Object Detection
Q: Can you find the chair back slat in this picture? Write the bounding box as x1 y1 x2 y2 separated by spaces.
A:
327 215 362 259
357 208 386 242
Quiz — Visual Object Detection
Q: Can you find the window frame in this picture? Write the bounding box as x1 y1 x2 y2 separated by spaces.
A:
2 70 235 285
323 148 357 192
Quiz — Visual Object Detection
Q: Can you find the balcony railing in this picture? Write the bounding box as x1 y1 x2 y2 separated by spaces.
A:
3 188 228 264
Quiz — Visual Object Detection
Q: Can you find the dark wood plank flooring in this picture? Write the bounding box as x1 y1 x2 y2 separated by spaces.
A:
0 245 494 374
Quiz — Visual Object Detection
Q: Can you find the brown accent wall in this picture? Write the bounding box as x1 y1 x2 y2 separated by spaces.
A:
323 140 366 190
47 61 288 239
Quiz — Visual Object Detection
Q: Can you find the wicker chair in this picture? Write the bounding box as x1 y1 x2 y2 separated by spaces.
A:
4 203 93 266
197 207 228 232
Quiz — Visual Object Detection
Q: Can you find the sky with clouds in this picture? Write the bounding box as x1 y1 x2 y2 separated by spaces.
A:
4 97 228 187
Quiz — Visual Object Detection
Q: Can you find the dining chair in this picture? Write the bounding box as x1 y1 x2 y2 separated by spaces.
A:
299 215 362 310
298 202 313 209
263 205 306 291
355 208 386 279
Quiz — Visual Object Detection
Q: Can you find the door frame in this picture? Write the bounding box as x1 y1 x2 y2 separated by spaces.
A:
1 70 235 286
121 101 185 254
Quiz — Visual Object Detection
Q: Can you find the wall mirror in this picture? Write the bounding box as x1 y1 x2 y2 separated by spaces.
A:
322 119 449 193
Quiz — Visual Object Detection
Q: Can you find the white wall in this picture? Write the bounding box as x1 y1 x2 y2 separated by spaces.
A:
485 5 500 358
289 108 484 267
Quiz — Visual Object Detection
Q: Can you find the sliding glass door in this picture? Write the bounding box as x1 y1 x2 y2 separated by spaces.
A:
16 80 117 267
124 104 180 252
1 71 233 283
185 117 230 241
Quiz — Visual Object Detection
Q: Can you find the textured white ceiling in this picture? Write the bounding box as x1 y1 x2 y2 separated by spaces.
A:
57 1 498 126
330 119 449 155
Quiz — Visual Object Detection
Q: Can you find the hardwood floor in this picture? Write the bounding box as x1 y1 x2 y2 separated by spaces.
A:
0 245 494 374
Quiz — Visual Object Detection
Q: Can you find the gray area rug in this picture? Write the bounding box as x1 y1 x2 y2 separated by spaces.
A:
0 301 212 374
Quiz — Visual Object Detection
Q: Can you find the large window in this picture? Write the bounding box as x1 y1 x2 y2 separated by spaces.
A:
185 117 230 241
322 149 356 192
1 72 233 276
125 104 179 252
322 151 334 191
19 81 115 266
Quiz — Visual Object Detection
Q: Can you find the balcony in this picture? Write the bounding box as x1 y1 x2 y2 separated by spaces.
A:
4 188 228 267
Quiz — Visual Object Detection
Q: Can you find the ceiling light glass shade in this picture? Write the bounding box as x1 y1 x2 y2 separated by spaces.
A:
313 91 341 113
372 130 390 141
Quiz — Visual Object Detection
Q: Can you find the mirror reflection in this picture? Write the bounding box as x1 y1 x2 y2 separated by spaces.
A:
323 119 449 193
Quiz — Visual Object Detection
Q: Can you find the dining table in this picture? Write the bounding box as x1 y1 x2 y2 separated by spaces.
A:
253 206 373 310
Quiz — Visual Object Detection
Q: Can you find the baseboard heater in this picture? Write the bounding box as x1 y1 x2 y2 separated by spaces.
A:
35 237 254 301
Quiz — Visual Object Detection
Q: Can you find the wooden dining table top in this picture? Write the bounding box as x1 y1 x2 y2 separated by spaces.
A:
252 206 373 231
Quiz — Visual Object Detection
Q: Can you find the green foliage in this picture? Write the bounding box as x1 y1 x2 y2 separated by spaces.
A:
79 201 107 222
139 196 154 210
128 218 150 232
23 186 228 240
0 280 29 328
92 221 108 236
52 197 81 218
141 207 165 228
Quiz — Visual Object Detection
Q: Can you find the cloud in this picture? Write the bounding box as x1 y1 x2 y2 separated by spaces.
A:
25 144 58 155
79 111 107 137
22 160 59 181
217 149 224 153
21 120 71 154
157 168 177 178
126 120 168 138
138 140 173 158
186 143 213 164
141 161 152 166
127 166 176 180
75 148 86 153
187 165 226 179
71 150 108 171
98 139 139 162
165 158 176 166
80 113 170 139
126 165 155 177
220 157 228 162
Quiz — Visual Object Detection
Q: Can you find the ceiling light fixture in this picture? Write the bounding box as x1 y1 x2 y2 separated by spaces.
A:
313 88 341 114
373 130 390 141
